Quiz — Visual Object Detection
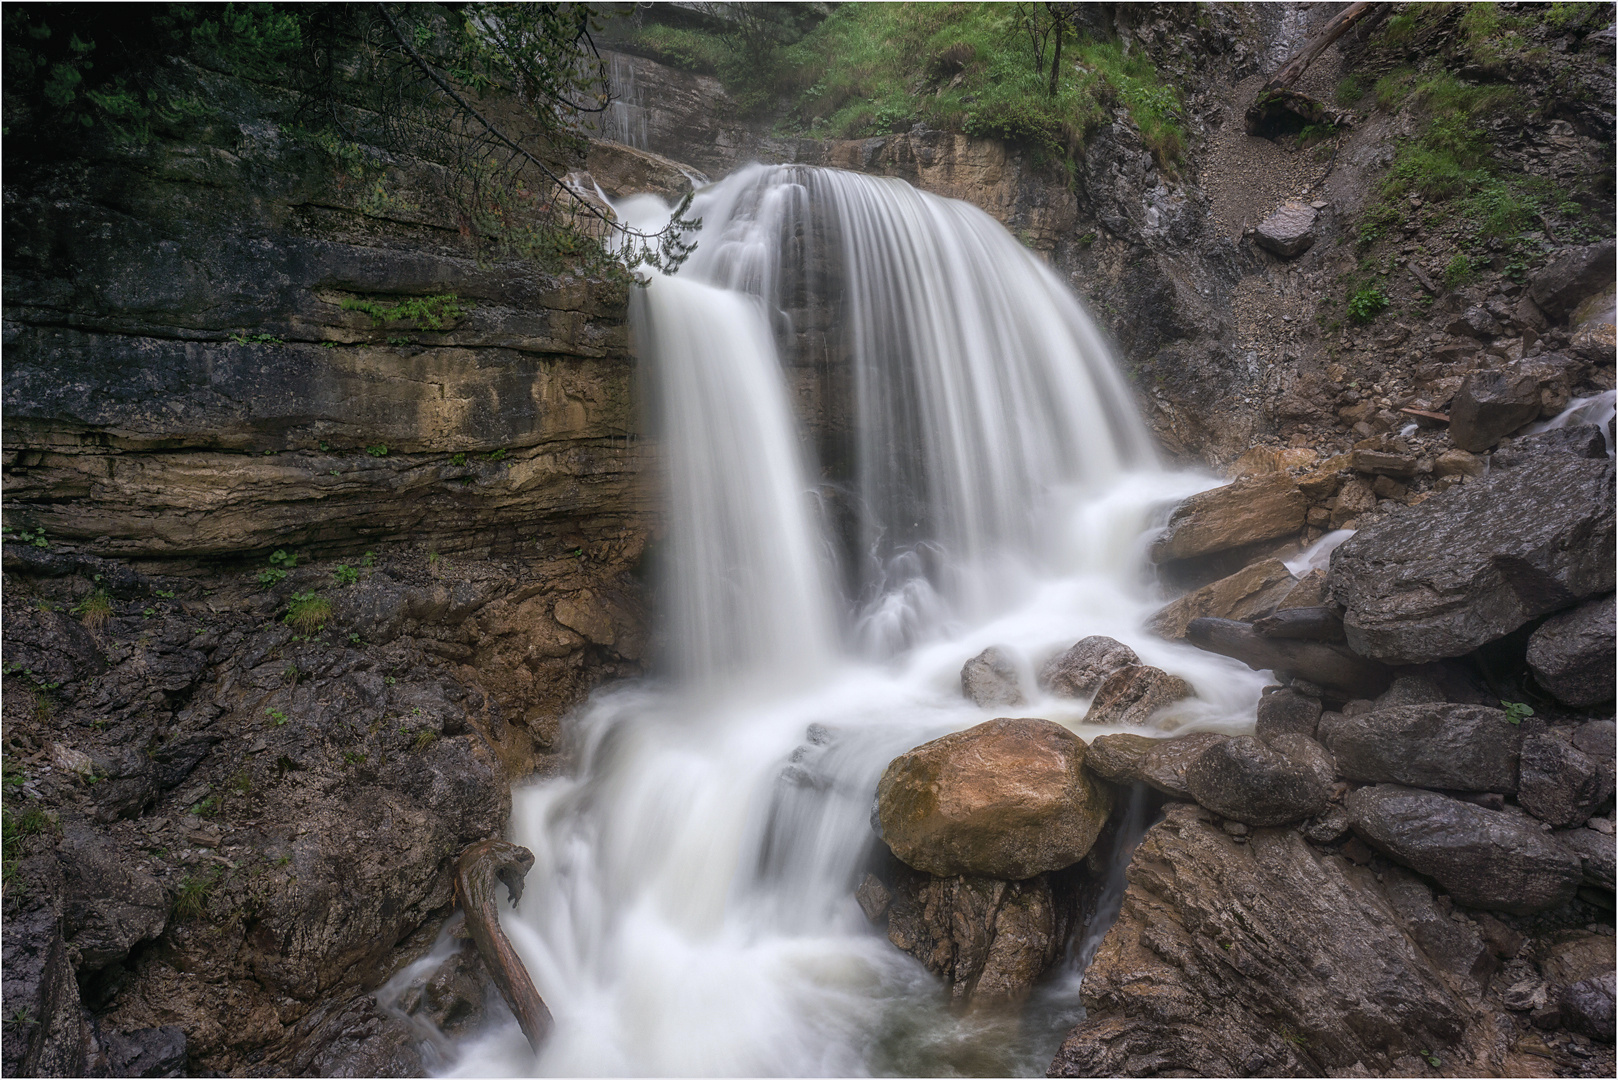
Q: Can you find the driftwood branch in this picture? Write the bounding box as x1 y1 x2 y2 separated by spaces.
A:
455 839 553 1055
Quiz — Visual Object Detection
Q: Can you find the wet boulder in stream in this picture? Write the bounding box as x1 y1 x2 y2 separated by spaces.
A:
1038 636 1138 697
1183 733 1334 827
874 717 1113 880
1318 703 1524 793
960 646 1025 708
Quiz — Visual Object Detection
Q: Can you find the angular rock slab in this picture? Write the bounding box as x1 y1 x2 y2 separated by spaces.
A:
1255 687 1323 741
1183 734 1334 826
1150 474 1307 564
1518 734 1612 828
1318 704 1523 793
1328 455 1616 663
1083 664 1194 726
1038 636 1138 698
1051 804 1498 1077
1148 559 1296 641
1527 593 1617 708
1346 785 1583 914
1253 201 1319 258
875 717 1112 880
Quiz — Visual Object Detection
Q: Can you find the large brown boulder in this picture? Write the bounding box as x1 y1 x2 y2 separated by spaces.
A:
1318 704 1524 794
1346 785 1583 915
1149 475 1306 565
874 718 1112 880
1328 454 1616 664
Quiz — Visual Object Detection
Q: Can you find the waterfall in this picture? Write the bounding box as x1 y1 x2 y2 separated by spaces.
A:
445 166 1267 1077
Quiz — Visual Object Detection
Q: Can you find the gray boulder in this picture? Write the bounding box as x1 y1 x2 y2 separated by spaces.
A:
1039 636 1138 698
961 646 1025 708
1527 594 1616 707
1557 824 1617 891
1253 202 1318 258
1447 368 1543 452
1518 734 1612 828
1328 455 1616 663
1319 704 1523 793
1183 734 1334 826
1529 238 1617 320
1491 424 1608 470
1346 785 1584 914
1255 686 1322 741
1559 973 1616 1044
1185 617 1392 698
1084 731 1229 799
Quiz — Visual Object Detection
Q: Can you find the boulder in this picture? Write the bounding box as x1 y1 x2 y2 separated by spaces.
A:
874 717 1112 879
1559 973 1616 1044
1433 448 1484 478
1346 785 1583 914
1527 594 1616 707
1569 282 1617 363
1083 731 1229 799
1574 719 1617 760
1328 454 1616 663
1558 824 1617 891
58 825 171 971
1149 474 1306 565
1491 424 1608 470
1445 306 1504 339
89 1026 188 1079
1051 804 1501 1076
1038 636 1138 698
1148 560 1296 641
1349 449 1419 477
1373 673 1448 709
1517 734 1611 828
1529 238 1617 320
1253 202 1318 258
1318 704 1523 793
960 646 1024 708
1083 664 1194 727
884 866 1072 1006
1184 617 1392 697
1447 368 1543 452
1183 734 1334 826
1275 568 1328 610
1255 686 1323 741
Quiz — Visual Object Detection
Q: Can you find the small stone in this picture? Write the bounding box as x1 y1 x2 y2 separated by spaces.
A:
856 873 891 922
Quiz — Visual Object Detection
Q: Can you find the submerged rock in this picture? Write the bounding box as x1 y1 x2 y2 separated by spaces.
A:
960 646 1026 708
885 866 1072 1007
875 717 1112 879
1328 454 1616 663
1318 703 1523 793
1346 785 1583 914
1038 636 1138 698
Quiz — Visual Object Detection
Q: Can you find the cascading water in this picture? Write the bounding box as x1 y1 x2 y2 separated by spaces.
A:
443 165 1268 1077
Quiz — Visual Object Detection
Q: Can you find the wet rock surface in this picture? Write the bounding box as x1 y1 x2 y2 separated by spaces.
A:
1329 455 1616 663
1083 665 1195 727
1183 733 1334 826
960 646 1026 708
1149 474 1307 566
1528 594 1618 708
1319 703 1524 793
1037 636 1139 698
1346 785 1584 914
875 718 1113 880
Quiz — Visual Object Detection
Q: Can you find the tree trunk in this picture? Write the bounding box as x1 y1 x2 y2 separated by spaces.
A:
1048 5 1064 98
1263 2 1380 92
456 839 554 1055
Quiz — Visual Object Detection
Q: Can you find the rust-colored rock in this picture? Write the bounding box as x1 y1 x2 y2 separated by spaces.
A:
1084 664 1195 727
1149 559 1297 641
874 718 1113 880
1150 475 1307 565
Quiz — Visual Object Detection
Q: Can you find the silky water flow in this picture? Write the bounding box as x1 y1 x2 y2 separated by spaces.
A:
442 165 1270 1076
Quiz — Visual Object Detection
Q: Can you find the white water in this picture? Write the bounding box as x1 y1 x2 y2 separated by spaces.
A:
444 166 1267 1077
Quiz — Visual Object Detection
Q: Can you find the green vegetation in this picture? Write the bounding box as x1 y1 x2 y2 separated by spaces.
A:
266 707 289 726
627 3 1185 174
1501 700 1535 725
1443 253 1476 289
230 332 285 346
1347 286 1389 323
367 444 389 458
333 564 359 586
174 872 215 920
2 524 49 548
340 293 465 331
284 590 331 634
73 589 114 630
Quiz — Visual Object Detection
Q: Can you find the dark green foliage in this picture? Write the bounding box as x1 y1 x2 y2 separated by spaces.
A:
340 294 466 331
1348 286 1389 323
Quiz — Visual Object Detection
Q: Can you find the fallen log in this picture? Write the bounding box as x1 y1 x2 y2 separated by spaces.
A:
456 839 553 1054
1186 617 1391 697
1252 605 1347 643
1262 3 1380 92
1244 2 1383 139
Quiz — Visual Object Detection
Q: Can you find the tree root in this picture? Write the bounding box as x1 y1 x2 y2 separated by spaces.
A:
455 839 554 1055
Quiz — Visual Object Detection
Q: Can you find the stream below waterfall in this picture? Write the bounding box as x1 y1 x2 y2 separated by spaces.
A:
440 165 1272 1077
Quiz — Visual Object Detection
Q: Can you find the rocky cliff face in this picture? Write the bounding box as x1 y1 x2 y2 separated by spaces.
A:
2 66 654 1076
